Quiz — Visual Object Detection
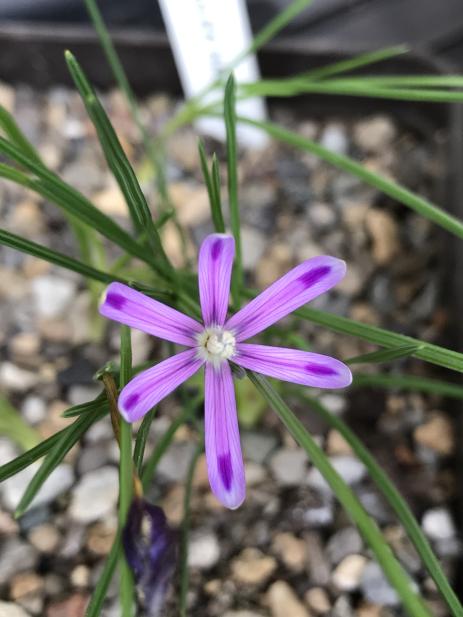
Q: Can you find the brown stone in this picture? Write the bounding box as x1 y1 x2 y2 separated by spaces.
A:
46 594 88 617
272 532 307 572
414 413 454 456
231 548 277 586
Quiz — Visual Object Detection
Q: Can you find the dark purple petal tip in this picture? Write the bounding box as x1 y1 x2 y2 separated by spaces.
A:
211 238 223 261
123 392 140 411
298 265 331 289
305 363 338 376
218 453 233 491
105 291 127 310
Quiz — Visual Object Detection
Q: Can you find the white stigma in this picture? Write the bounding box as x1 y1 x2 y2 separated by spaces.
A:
197 327 236 365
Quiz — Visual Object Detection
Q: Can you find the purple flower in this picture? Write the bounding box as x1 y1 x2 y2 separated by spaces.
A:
123 498 177 616
100 234 352 509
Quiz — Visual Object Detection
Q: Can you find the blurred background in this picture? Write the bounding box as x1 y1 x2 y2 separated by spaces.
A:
1 2 463 617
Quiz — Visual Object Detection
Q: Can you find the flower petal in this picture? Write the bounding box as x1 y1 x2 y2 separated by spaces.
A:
198 234 234 327
119 349 203 422
204 361 245 509
234 344 352 389
226 256 346 341
99 282 202 346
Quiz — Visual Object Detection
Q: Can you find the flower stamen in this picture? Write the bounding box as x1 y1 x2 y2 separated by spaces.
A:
197 327 236 365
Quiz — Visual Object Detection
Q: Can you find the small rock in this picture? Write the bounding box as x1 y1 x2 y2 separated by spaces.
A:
21 397 46 425
46 593 88 617
71 565 90 588
86 521 117 556
414 413 454 456
0 602 31 617
10 572 44 600
242 432 278 464
269 448 307 486
305 532 331 586
170 182 210 226
422 507 456 541
320 124 348 155
353 116 397 153
157 441 197 482
188 532 221 569
231 548 277 586
241 227 266 270
0 510 18 535
272 532 306 572
2 463 74 511
246 462 266 486
332 554 367 591
0 538 37 585
325 430 353 456
93 183 128 217
0 82 15 111
365 209 400 266
0 438 18 465
69 466 119 523
10 332 40 359
331 596 354 617
304 587 331 614
360 562 399 606
326 527 363 564
318 394 346 415
303 498 334 528
31 276 76 319
266 581 310 617
28 524 61 553
67 384 103 407
0 363 39 392
307 202 336 231
308 456 366 493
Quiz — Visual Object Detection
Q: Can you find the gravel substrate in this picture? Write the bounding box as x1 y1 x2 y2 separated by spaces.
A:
0 81 459 617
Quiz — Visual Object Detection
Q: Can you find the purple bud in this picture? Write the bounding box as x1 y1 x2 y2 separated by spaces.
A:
123 498 177 616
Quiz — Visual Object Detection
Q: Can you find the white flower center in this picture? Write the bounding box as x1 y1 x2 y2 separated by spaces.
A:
197 327 236 365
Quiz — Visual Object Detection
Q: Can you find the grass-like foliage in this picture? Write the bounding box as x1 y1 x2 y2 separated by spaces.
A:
1 0 463 616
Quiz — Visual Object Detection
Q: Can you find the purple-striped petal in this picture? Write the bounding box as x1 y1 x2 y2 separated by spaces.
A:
119 349 204 422
204 361 245 509
198 234 234 327
99 282 202 346
234 344 352 389
226 256 346 341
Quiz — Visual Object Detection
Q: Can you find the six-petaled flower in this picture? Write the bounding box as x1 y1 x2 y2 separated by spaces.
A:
100 234 352 509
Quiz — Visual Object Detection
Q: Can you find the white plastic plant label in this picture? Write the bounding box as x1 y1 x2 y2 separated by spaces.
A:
158 0 268 148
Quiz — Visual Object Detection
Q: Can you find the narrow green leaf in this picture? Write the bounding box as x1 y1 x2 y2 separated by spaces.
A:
0 226 122 285
224 75 242 306
15 402 107 518
230 0 314 71
248 372 432 617
236 117 463 243
0 144 153 265
198 141 225 233
85 531 122 617
302 45 409 80
0 106 42 163
346 344 423 365
64 51 173 280
62 396 107 418
301 394 463 617
242 79 463 103
179 443 203 617
133 408 157 475
0 395 39 450
119 326 134 617
295 305 463 373
0 431 63 483
240 287 463 374
352 373 463 399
